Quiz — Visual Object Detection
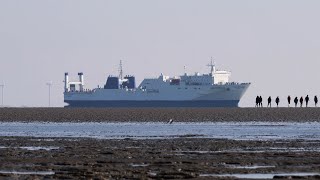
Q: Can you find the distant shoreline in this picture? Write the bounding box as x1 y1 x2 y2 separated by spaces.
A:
0 107 320 122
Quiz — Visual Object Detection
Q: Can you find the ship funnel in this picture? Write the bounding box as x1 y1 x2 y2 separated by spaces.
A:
64 72 69 92
78 72 84 92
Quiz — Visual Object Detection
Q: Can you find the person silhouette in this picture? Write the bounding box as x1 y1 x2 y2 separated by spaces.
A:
275 96 280 107
315 96 318 107
287 96 291 107
305 95 309 107
267 96 272 107
259 96 263 107
294 97 298 107
256 96 259 107
300 97 304 107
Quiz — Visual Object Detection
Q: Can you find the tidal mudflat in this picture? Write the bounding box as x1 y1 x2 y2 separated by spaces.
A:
1 107 320 122
0 137 320 179
0 108 320 179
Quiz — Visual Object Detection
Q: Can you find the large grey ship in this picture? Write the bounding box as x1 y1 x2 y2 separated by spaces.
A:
64 60 250 107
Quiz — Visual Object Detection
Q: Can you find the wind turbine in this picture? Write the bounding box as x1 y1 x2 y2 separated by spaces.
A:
0 82 4 107
46 81 52 107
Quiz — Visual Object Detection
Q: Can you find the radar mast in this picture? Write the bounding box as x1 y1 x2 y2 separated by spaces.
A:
207 57 216 76
119 60 123 80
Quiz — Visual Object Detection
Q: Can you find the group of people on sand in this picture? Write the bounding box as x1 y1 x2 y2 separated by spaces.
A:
256 95 318 107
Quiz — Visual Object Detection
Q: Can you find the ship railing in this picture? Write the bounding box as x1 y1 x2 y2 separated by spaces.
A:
65 89 95 94
216 82 251 86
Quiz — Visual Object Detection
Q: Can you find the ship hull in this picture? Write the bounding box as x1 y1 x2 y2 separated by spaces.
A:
64 100 239 108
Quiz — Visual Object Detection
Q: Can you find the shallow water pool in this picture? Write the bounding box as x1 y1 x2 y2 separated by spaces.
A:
0 122 319 140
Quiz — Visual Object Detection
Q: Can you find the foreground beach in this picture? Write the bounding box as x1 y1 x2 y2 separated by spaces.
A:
0 108 320 179
1 107 320 122
0 137 319 179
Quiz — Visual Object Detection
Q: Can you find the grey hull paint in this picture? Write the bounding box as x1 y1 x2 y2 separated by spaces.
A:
64 100 240 108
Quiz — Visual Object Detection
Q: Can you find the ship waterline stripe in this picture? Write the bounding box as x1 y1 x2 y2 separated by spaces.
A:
64 100 240 107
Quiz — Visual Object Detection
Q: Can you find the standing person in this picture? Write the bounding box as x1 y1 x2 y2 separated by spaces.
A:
305 95 309 107
287 96 291 107
294 97 298 107
256 96 259 107
300 96 304 107
315 96 318 107
267 96 272 107
260 96 263 107
275 96 280 107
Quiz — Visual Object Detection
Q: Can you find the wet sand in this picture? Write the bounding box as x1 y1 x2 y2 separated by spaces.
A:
0 137 320 179
1 107 320 122
1 108 320 179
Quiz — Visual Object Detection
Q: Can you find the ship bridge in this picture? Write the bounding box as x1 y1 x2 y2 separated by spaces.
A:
138 60 232 89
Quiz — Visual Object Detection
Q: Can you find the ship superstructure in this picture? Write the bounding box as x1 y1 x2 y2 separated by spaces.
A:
64 60 250 107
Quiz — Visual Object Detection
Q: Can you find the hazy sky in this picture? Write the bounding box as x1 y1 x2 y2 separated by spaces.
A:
1 0 320 107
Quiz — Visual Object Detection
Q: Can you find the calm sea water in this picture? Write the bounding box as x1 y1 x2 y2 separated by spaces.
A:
0 122 319 140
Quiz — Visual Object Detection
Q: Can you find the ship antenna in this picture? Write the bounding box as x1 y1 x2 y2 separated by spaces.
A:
119 60 123 79
207 57 216 76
